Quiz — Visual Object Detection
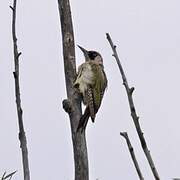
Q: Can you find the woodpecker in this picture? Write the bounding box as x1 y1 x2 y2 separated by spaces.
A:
74 45 107 132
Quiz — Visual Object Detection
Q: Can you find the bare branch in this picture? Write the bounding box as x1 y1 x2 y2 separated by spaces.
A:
106 33 160 180
10 0 30 180
57 0 89 179
120 132 144 180
1 171 17 180
9 6 14 11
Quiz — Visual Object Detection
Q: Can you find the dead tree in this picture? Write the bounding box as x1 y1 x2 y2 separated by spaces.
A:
10 0 30 180
57 0 89 179
107 33 160 180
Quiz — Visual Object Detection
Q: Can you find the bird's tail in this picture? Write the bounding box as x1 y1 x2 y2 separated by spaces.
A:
77 107 90 133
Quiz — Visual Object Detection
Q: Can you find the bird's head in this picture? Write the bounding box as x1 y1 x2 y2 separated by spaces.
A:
78 45 103 65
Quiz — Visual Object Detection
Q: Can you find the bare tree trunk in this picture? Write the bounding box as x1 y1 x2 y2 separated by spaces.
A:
120 132 144 180
106 33 160 180
57 0 89 179
10 0 30 180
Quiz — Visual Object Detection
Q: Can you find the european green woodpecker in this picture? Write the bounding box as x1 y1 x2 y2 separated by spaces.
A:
74 45 107 132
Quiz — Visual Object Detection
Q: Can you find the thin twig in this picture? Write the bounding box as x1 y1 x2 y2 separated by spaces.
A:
57 0 89 179
1 171 17 180
106 33 160 180
120 132 144 180
10 0 30 180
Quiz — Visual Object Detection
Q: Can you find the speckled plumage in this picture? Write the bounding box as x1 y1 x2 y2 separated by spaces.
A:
74 47 107 132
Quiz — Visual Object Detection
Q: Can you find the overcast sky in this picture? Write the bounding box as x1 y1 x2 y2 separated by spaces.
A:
0 0 180 179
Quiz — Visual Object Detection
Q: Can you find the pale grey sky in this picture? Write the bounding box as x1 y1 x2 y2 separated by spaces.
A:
0 0 180 179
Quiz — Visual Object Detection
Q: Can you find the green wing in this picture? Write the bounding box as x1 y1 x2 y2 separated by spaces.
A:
91 63 107 112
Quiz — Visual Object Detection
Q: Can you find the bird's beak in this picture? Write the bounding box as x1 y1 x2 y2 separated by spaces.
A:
77 45 89 61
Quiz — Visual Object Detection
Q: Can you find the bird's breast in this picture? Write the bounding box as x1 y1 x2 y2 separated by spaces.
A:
77 64 94 94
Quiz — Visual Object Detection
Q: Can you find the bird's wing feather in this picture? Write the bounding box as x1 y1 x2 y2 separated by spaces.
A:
91 64 107 111
87 87 95 121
